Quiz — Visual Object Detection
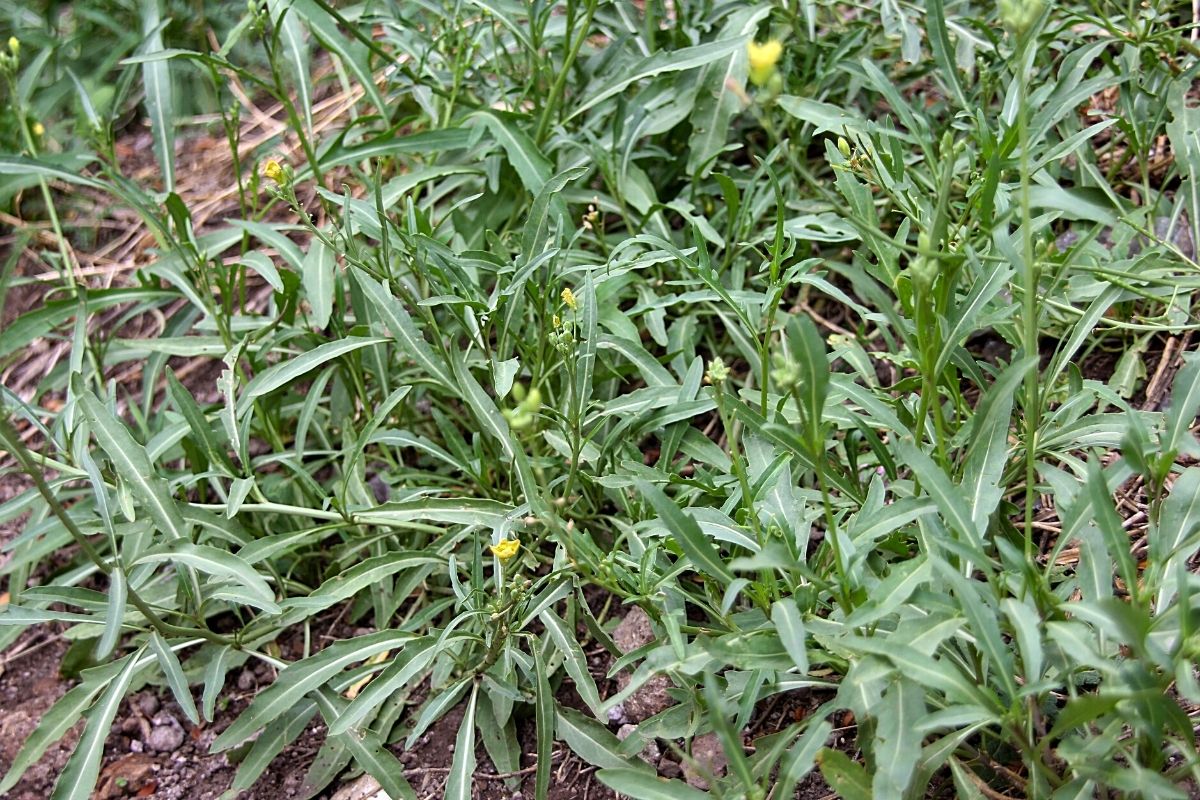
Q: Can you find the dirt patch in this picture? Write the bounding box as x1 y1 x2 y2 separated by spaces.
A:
0 496 828 800
0 629 74 800
0 626 833 800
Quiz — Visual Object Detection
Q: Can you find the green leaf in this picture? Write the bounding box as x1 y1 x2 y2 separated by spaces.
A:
771 600 809 674
351 268 455 388
1002 597 1044 682
226 220 305 269
960 358 1031 540
444 684 478 800
76 383 192 545
301 239 335 330
777 718 832 797
596 768 710 800
871 676 926 797
0 662 122 792
533 645 553 800
312 689 417 800
300 551 443 610
213 630 414 750
521 165 585 262
1028 184 1117 225
895 440 982 557
135 541 280 614
450 353 522 466
1165 352 1200 456
166 368 235 475
777 96 869 137
318 128 478 169
557 706 643 771
267 0 312 136
242 336 388 401
51 652 143 800
568 38 749 121
540 610 602 716
638 480 734 584
473 109 552 195
202 644 234 722
229 700 317 793
149 632 200 726
1087 460 1138 604
354 497 512 527
924 0 968 109
140 0 174 191
290 0 387 116
477 700 521 786
787 315 830 448
329 637 437 736
687 7 769 177
97 567 126 660
817 748 871 800
240 251 284 293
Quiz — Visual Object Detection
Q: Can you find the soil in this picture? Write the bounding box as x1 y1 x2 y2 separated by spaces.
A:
0 617 835 800
0 507 834 800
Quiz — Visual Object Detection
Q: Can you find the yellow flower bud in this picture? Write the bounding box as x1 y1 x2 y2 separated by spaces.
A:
489 538 520 561
561 287 577 310
262 158 285 185
7 37 18 57
32 122 44 137
747 39 782 88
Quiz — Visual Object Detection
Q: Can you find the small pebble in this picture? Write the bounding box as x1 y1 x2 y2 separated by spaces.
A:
148 724 185 753
137 694 159 716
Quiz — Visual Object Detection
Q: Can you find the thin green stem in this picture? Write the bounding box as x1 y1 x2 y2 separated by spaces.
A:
6 74 78 295
534 0 598 145
1017 34 1040 562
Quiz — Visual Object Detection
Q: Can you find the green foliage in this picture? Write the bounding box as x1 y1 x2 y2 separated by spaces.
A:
2 0 1200 798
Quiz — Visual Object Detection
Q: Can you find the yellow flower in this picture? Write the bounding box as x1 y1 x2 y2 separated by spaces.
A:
7 37 18 57
490 538 520 561
552 314 561 328
32 122 44 137
748 39 783 87
262 158 285 185
561 287 577 310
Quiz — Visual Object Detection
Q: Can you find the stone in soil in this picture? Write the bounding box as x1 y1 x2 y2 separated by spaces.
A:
682 731 729 790
147 723 186 753
616 723 661 764
610 607 675 723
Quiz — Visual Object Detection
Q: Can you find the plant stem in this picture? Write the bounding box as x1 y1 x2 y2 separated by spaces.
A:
534 0 598 145
0 414 234 646
1016 33 1040 562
